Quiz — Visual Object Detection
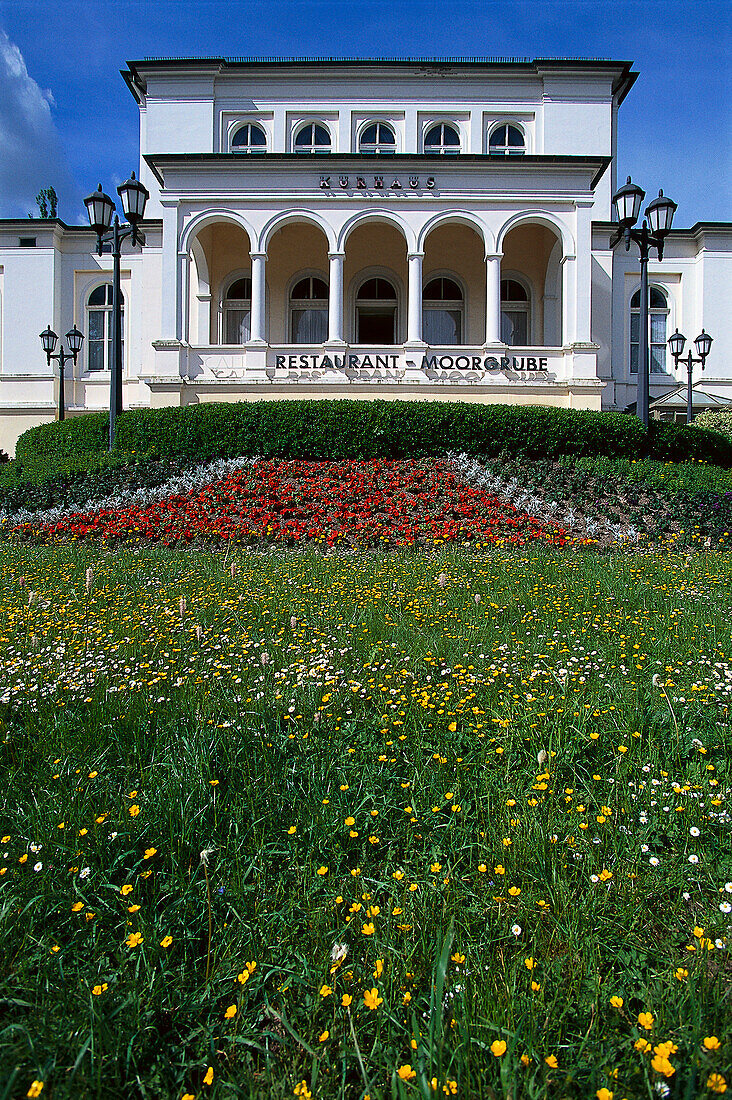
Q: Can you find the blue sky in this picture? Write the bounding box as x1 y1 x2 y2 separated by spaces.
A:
0 0 730 225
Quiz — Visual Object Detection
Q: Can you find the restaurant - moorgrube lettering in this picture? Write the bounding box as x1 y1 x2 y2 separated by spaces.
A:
421 355 549 372
273 353 550 371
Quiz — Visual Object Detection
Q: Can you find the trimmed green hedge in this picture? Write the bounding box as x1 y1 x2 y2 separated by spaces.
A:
13 400 732 470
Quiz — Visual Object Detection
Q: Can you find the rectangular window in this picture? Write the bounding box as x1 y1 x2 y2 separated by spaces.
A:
19 237 36 247
292 309 328 344
424 309 461 345
88 310 105 371
225 309 251 344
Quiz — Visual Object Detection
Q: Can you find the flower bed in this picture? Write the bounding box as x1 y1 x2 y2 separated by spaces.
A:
9 457 567 549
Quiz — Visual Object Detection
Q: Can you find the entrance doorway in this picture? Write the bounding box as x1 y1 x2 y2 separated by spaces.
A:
356 277 398 344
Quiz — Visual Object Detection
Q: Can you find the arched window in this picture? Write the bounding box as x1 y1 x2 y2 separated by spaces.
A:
223 277 252 344
294 123 331 154
356 277 398 344
500 279 530 345
424 123 460 155
423 277 463 344
630 287 669 374
359 122 396 154
87 284 123 372
489 124 525 156
291 276 329 343
231 123 267 154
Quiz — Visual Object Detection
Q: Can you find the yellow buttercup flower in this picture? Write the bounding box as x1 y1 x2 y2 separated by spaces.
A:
363 987 383 1010
224 1004 237 1019
397 1065 416 1080
610 996 623 1008
203 1066 214 1086
704 1037 721 1051
491 1040 507 1057
638 1011 654 1030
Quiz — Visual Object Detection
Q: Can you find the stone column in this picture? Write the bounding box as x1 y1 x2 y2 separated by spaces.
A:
326 251 345 344
406 251 425 346
248 252 267 345
484 253 502 344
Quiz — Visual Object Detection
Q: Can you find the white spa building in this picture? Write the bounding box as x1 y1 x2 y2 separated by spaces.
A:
0 56 730 454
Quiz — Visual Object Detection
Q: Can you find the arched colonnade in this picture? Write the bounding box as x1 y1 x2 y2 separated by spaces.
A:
181 209 573 349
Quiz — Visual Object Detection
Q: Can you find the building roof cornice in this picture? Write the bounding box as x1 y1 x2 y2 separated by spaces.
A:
593 219 732 237
145 152 612 190
123 57 637 105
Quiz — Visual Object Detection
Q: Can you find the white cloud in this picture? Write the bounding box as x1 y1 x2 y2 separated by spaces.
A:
0 29 81 220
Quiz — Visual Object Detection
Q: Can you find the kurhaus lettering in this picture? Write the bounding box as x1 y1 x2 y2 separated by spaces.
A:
319 176 435 191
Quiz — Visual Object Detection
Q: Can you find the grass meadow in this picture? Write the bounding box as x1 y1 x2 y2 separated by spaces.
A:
0 545 730 1099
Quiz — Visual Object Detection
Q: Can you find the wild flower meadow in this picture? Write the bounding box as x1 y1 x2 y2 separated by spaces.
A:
0 460 730 1098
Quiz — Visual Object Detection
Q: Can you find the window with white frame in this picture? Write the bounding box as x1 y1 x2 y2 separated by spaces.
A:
87 284 123 372
294 123 331 154
489 123 525 155
500 279 530 345
223 277 252 344
630 286 668 374
423 277 464 343
359 122 396 154
290 276 329 342
356 277 398 343
424 123 460 155
231 123 267 154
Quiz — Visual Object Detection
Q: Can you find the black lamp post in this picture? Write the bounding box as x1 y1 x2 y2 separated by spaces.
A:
83 172 149 450
668 328 713 424
40 323 84 422
611 177 678 428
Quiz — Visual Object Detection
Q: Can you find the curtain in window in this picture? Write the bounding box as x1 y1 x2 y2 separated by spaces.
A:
424 309 461 345
225 309 251 344
292 308 327 344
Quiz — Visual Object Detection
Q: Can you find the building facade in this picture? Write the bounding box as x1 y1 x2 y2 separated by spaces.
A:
0 57 730 455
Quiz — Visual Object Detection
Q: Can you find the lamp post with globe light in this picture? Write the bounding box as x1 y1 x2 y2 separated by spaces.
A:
39 323 84 422
668 328 713 424
611 177 677 428
84 172 149 450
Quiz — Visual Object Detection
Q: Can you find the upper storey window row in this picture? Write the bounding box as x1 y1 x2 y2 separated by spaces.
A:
229 118 527 155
